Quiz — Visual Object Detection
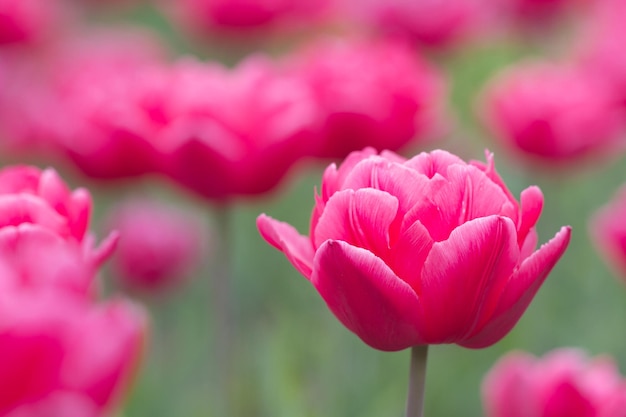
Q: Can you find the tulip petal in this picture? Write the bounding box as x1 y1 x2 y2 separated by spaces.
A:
313 189 398 258
389 220 434 291
518 186 543 247
459 226 571 348
417 216 519 344
312 240 421 351
320 148 379 199
341 157 431 215
257 214 315 279
404 149 465 178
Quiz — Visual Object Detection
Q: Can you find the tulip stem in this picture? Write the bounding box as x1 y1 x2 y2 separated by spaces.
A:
405 345 428 417
211 205 235 416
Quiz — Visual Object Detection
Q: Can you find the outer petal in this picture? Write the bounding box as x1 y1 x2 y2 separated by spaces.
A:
313 188 398 258
311 240 421 351
256 214 315 279
320 147 380 200
389 220 434 291
517 186 543 248
417 216 519 344
0 195 70 238
460 226 571 348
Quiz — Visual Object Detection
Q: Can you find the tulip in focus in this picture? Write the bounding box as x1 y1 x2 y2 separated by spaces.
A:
590 185 626 281
480 62 626 166
286 37 446 159
483 349 626 417
258 148 571 351
104 198 207 293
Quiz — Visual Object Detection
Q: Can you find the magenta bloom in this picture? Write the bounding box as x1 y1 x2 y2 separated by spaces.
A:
286 37 446 159
480 62 626 166
104 198 207 293
339 0 488 48
590 185 626 281
48 28 169 179
170 0 333 37
0 291 145 417
0 0 67 46
257 148 570 351
483 349 626 417
158 56 320 200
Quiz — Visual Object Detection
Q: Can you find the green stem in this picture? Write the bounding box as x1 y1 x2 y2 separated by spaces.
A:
405 345 429 417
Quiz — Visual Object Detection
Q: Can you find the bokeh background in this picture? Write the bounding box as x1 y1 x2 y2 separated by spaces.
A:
2 1 626 416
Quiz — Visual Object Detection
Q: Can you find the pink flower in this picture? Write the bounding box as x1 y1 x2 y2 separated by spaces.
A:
339 0 488 48
285 37 446 159
480 61 626 166
48 28 169 179
483 349 626 417
0 290 146 417
169 0 333 37
104 198 207 293
257 148 571 351
573 0 626 113
158 56 320 200
491 0 584 30
590 185 626 281
0 0 68 46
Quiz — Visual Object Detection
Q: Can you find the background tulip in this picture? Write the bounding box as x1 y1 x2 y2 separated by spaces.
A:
590 185 626 281
482 349 626 417
258 148 571 351
479 62 626 166
285 37 447 159
104 198 208 294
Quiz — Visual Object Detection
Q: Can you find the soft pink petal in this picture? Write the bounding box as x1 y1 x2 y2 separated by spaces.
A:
257 214 315 279
87 231 120 269
341 156 431 216
320 147 379 200
518 186 543 247
460 226 571 348
404 149 465 178
311 240 421 351
313 188 398 258
388 220 434 291
417 216 519 344
0 166 40 195
0 195 70 237
482 352 536 417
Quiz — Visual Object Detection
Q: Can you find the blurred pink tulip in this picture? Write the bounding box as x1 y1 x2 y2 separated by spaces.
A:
590 185 626 281
258 148 570 351
47 28 169 179
0 290 145 417
573 0 626 113
339 0 488 48
104 198 207 293
480 62 626 166
169 0 334 37
158 55 320 200
285 37 447 159
0 0 68 46
483 349 626 417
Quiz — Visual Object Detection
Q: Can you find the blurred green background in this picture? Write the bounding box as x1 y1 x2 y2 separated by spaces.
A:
7 3 626 416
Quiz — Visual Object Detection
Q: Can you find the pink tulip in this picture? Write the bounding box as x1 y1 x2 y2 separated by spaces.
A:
257 148 571 351
573 0 626 113
47 28 169 179
0 290 145 417
339 0 488 48
483 349 626 417
104 198 207 293
590 185 626 281
158 55 320 200
0 0 68 46
285 37 446 159
169 0 333 37
480 61 626 166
